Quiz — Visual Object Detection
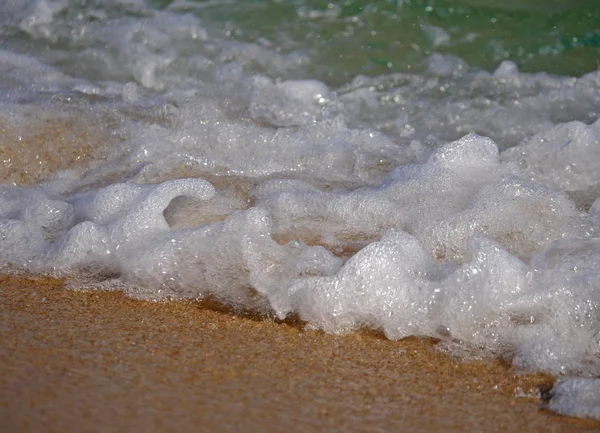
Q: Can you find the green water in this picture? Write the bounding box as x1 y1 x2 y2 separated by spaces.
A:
163 0 600 84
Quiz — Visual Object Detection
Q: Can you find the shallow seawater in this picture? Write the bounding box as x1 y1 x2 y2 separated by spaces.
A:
1 0 600 420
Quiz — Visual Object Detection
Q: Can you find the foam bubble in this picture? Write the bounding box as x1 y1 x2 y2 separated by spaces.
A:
249 77 336 127
549 378 600 420
263 134 589 261
501 119 600 194
339 60 600 151
270 230 436 337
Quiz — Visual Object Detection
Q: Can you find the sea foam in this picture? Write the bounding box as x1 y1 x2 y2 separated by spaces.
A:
1 0 600 421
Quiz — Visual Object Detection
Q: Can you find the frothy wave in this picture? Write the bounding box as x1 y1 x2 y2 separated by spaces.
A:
2 0 600 420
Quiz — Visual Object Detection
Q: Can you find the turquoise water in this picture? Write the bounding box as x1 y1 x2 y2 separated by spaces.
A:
170 0 600 82
3 0 600 85
2 0 600 420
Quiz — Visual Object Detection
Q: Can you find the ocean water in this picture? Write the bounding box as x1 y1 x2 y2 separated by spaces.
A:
1 0 600 419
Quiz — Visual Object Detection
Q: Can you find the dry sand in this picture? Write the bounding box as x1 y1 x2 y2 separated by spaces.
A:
1 275 599 433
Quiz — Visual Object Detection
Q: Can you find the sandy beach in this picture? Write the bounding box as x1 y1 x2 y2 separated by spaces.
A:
2 2 600 431
1 275 599 433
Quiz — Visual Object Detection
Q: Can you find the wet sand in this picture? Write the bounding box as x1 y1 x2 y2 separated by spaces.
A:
1 275 599 433
0 110 120 186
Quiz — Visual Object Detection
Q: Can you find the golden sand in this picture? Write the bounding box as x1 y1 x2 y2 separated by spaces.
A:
0 111 120 186
1 275 599 432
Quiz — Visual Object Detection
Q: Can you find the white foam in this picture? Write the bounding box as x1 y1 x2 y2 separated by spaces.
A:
249 77 336 127
0 50 75 90
262 134 589 260
339 60 600 151
119 206 343 306
501 119 600 192
95 112 405 188
17 0 64 40
549 378 600 420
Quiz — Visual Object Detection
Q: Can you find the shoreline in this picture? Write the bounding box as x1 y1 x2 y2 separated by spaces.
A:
2 275 600 432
